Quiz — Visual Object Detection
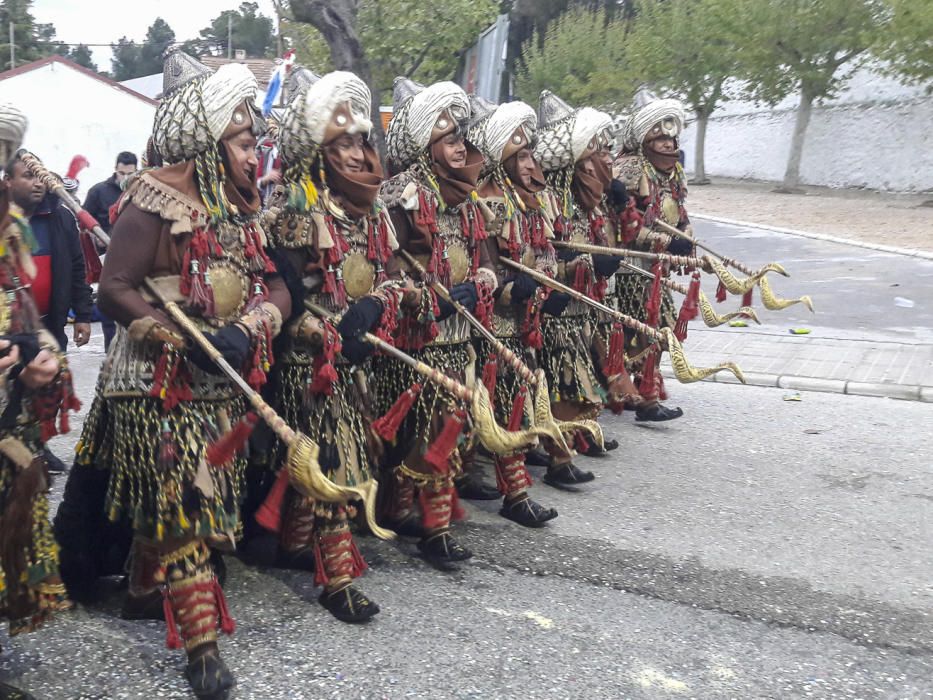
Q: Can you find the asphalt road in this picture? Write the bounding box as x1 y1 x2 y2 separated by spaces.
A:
691 220 933 343
3 333 931 698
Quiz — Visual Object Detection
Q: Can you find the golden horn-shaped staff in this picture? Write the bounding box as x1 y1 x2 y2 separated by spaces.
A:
758 276 815 312
142 278 394 540
499 259 746 385
398 250 597 454
304 300 541 457
649 217 790 279
551 240 773 297
397 253 592 453
20 152 111 247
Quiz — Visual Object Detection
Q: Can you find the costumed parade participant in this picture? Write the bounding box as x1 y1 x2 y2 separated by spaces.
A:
0 103 79 700
71 51 291 699
260 67 401 621
609 94 693 421
532 90 619 479
466 96 559 527
375 78 498 565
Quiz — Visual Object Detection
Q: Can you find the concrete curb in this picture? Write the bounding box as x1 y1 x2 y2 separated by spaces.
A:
659 367 933 403
691 213 933 261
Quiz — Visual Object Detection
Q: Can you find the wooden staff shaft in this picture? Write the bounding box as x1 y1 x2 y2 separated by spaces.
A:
20 152 112 248
552 239 704 269
499 258 662 342
648 217 756 276
304 300 472 403
399 250 536 384
553 241 690 294
144 277 297 444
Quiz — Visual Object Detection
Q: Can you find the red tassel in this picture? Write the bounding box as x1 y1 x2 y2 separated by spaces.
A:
255 469 290 533
645 262 663 328
657 372 668 401
213 579 235 635
508 387 527 431
206 411 258 466
424 410 466 473
481 356 498 405
742 288 754 307
716 280 727 303
574 431 589 453
674 271 701 342
639 350 658 399
79 228 102 284
573 262 590 295
372 383 422 442
605 322 627 377
162 589 182 650
157 419 176 472
450 487 466 522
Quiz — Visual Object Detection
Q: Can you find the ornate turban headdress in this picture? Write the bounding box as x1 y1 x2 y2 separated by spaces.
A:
0 102 27 168
385 78 470 171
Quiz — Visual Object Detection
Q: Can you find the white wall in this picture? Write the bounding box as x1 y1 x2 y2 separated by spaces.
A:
679 64 933 193
0 61 156 201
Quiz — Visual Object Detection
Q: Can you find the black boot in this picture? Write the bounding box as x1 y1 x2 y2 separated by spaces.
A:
455 474 501 500
581 436 619 457
275 547 317 572
418 530 473 564
0 682 36 700
525 450 553 467
544 462 595 487
635 403 684 422
319 584 380 623
382 512 425 539
500 495 558 528
121 590 165 621
185 646 235 700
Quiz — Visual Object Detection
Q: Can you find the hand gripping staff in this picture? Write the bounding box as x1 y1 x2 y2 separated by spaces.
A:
398 250 602 453
304 299 545 457
142 277 395 541
498 259 747 385
20 151 109 283
551 240 761 327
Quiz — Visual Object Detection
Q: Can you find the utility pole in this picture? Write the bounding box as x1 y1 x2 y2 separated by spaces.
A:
9 22 14 70
227 15 233 59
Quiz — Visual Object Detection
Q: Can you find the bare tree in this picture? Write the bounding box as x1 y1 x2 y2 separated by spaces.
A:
285 0 386 154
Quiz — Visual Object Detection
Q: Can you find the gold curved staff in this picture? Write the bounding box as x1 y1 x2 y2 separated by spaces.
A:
552 239 777 300
304 301 542 457
758 276 815 312
499 258 746 385
611 256 761 327
142 278 394 540
649 216 790 280
398 250 598 453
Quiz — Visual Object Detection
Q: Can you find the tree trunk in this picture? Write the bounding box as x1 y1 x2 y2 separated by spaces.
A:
692 109 710 185
288 0 386 157
781 85 815 191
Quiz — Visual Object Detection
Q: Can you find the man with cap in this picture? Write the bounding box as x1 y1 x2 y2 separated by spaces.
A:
0 102 80 700
372 78 498 566
259 67 405 621
467 96 560 527
70 51 291 699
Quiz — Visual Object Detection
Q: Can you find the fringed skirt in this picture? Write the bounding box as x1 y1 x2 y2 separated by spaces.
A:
539 311 604 406
75 393 247 542
369 341 473 483
0 428 68 637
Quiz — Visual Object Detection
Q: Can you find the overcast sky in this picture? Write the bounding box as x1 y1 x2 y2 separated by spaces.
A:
32 0 279 73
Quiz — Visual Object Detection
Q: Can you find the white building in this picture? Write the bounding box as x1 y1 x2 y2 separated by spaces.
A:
679 64 933 193
0 56 157 199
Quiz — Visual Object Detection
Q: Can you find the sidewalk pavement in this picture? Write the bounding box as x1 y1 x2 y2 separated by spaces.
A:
661 327 933 403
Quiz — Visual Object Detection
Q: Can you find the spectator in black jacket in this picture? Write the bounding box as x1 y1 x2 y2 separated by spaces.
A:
83 151 137 349
83 151 136 233
7 152 94 350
